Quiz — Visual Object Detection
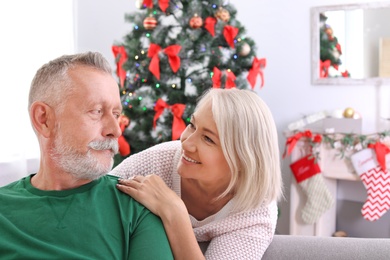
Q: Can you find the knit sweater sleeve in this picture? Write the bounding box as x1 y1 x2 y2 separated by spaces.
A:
196 200 278 259
109 141 181 188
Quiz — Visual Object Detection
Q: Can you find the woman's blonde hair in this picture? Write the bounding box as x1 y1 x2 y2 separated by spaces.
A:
195 88 283 212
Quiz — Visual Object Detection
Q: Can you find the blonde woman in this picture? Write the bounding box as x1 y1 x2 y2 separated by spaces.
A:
113 88 283 259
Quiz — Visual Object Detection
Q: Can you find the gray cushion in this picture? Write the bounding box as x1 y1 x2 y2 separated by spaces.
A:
263 235 390 260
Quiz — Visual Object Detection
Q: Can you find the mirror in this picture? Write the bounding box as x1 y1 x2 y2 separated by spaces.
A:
311 2 390 85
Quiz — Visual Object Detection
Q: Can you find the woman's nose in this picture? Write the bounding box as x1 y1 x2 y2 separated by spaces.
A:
181 129 196 153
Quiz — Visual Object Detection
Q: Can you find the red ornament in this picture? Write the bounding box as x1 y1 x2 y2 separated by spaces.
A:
118 114 131 156
143 16 157 30
189 14 203 29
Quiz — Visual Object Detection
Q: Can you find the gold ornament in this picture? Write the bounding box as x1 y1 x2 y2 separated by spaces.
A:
332 230 347 237
343 107 355 118
215 7 230 22
239 42 251 56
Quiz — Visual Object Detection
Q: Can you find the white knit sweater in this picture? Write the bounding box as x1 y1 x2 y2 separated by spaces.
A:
110 140 277 259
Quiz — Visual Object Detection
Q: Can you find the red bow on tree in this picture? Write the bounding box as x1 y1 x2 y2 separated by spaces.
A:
368 142 390 172
153 98 186 140
204 17 217 36
112 45 128 88
320 60 331 78
148 43 181 80
212 67 236 89
223 25 239 48
142 0 169 12
247 57 266 89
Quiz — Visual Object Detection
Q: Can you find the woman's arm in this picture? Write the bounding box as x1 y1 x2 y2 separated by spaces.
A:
117 176 205 260
197 201 278 259
110 141 179 180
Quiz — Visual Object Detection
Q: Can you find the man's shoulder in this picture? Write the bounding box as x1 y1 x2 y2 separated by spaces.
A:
0 177 27 193
102 174 120 183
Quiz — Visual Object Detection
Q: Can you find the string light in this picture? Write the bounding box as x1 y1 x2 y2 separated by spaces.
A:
146 33 151 37
134 25 139 30
141 50 145 54
135 55 139 60
172 84 176 88
233 54 238 59
156 83 160 88
143 107 147 111
135 62 140 67
138 97 143 101
128 93 133 96
210 72 214 77
212 4 217 8
187 78 192 83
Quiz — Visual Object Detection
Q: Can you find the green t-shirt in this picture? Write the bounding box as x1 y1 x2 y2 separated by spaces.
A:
0 174 173 259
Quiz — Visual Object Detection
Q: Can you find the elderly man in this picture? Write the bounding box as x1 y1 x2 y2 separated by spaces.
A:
0 52 173 259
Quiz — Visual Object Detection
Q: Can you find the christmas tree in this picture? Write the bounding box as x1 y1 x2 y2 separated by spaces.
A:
319 13 350 78
112 0 266 165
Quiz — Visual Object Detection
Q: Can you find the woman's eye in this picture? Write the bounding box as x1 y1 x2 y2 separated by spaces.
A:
204 136 214 144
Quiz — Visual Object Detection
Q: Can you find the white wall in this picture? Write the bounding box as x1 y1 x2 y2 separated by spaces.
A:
74 0 390 235
0 0 74 159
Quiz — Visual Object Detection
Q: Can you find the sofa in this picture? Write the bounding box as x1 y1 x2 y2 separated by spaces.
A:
199 234 390 259
262 235 390 260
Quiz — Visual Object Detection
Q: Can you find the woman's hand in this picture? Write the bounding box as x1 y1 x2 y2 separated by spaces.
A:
117 175 186 219
118 175 205 259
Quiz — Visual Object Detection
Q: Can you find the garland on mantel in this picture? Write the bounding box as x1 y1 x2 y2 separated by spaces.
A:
284 129 390 163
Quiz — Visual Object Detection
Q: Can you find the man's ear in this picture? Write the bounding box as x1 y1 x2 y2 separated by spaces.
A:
30 102 55 138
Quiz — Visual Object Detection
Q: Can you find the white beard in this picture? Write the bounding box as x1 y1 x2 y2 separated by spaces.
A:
51 132 118 180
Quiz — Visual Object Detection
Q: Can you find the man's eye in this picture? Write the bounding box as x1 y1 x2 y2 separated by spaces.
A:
91 109 102 115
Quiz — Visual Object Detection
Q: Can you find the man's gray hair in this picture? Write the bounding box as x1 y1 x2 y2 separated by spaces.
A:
28 52 113 112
